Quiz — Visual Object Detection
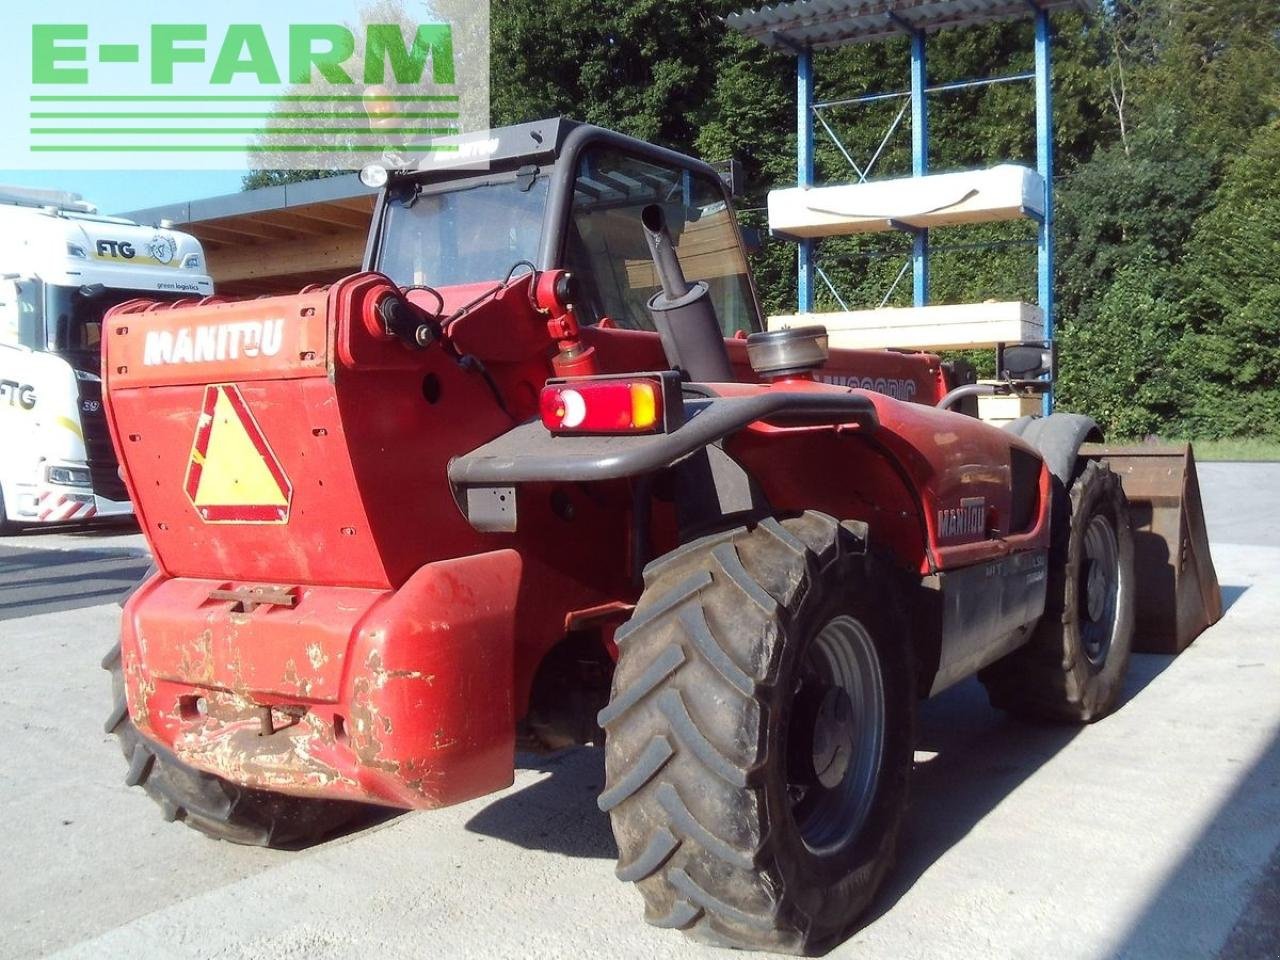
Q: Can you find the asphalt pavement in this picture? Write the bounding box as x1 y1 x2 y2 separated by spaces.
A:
0 464 1276 960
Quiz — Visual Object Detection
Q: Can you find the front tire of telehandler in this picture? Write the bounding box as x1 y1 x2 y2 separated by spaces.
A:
103 643 369 848
599 512 915 954
980 459 1135 722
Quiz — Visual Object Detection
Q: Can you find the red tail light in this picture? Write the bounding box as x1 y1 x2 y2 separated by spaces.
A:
540 379 665 434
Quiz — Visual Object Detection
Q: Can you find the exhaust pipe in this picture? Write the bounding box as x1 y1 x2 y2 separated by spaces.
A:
641 204 735 383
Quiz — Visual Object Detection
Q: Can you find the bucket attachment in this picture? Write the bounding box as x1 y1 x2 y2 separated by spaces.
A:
1081 444 1223 654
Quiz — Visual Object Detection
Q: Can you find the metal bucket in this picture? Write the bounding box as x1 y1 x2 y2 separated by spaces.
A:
1081 444 1223 654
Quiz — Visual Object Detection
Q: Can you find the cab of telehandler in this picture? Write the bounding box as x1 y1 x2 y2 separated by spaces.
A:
364 118 764 338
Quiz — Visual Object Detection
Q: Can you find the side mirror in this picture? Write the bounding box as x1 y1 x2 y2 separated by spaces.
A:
998 341 1056 381
711 158 746 198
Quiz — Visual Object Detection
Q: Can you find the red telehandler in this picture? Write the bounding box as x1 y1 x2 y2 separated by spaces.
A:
101 120 1218 952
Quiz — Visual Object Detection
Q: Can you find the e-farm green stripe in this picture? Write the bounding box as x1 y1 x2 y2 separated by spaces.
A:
30 112 460 120
29 95 460 102
31 128 459 136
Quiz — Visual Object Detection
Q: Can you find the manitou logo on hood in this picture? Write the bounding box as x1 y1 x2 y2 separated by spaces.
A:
143 320 285 366
938 497 987 541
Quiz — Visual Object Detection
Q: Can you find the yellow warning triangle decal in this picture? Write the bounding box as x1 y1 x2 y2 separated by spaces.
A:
184 384 292 524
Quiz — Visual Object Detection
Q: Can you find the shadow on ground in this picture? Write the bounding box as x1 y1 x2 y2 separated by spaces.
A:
1113 725 1280 960
1220 584 1249 614
0 546 150 619
464 651 1180 902
465 747 616 860
6 517 140 540
865 652 1175 924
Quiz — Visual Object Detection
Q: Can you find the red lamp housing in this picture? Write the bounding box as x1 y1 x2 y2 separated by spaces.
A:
540 376 674 435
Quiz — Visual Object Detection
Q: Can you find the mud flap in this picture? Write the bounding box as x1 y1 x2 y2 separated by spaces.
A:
1081 444 1223 654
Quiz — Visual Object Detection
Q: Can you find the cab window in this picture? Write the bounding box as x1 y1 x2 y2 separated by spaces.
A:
0 278 41 348
563 148 759 336
378 174 549 287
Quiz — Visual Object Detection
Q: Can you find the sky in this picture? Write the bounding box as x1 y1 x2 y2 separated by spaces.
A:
0 169 247 216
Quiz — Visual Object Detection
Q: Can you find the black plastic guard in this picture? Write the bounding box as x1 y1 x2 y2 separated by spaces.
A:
448 391 878 532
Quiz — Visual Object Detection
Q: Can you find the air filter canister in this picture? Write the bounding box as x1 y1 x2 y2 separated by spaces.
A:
746 326 830 379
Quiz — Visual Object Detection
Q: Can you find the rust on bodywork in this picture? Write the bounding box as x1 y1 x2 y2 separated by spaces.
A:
169 690 359 796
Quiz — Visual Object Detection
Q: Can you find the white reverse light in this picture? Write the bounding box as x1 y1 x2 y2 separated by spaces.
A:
559 389 587 429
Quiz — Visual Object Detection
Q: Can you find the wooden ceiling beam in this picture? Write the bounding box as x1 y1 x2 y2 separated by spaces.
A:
206 230 367 284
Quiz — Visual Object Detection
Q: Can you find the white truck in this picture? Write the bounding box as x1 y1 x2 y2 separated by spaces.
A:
0 186 214 533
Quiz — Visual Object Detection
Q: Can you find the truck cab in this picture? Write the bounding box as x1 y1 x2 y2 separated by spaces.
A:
0 187 214 532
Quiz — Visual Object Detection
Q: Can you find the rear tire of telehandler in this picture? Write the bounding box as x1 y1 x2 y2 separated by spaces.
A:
980 459 1135 722
599 512 915 954
103 642 369 848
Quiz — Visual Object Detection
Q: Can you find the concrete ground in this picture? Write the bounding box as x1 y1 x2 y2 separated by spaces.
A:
0 465 1276 960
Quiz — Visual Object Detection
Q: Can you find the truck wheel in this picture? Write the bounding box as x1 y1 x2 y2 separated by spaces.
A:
599 513 915 954
103 643 368 848
980 460 1135 722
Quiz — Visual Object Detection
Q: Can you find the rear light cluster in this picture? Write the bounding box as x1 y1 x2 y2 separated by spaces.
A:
540 379 665 434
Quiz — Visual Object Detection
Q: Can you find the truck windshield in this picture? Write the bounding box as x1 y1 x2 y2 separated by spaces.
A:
45 285 189 372
378 176 550 287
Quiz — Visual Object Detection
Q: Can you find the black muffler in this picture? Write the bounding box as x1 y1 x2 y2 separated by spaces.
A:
641 204 735 383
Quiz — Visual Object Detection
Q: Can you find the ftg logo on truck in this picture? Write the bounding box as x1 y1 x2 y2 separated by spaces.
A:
8 5 491 173
0 380 37 410
96 235 178 265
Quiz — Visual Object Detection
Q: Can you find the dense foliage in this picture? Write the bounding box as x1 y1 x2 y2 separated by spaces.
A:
250 0 1279 438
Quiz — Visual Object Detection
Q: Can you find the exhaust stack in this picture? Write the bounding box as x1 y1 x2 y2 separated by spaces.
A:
641 204 735 383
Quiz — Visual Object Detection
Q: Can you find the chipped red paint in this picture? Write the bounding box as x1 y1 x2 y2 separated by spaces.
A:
120 551 523 808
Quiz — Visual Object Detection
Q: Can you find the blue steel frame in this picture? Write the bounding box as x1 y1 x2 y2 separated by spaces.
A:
792 5 1058 409
909 28 929 307
1032 6 1055 413
797 50 816 312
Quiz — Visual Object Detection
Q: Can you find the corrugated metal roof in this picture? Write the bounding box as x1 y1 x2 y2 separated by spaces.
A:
726 0 1090 51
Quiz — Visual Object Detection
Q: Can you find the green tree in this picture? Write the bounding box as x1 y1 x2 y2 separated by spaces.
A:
1057 258 1188 436
1055 113 1216 326
490 0 749 148
1178 122 1280 438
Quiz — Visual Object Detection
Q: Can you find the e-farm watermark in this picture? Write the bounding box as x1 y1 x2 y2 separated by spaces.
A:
1 1 490 170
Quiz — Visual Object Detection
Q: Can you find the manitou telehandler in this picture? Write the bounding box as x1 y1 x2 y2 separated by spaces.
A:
101 119 1220 953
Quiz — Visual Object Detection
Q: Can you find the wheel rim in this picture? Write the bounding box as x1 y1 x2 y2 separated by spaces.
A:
1079 513 1121 665
787 614 885 855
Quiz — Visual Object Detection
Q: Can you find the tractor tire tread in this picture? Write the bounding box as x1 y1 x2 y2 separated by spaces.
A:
602 512 909 953
980 460 1135 722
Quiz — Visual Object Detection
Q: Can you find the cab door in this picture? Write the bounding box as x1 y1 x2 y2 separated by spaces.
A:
559 145 762 339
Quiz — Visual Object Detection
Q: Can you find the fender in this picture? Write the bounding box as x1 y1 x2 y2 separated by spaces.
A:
1004 412 1103 487
447 387 878 533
